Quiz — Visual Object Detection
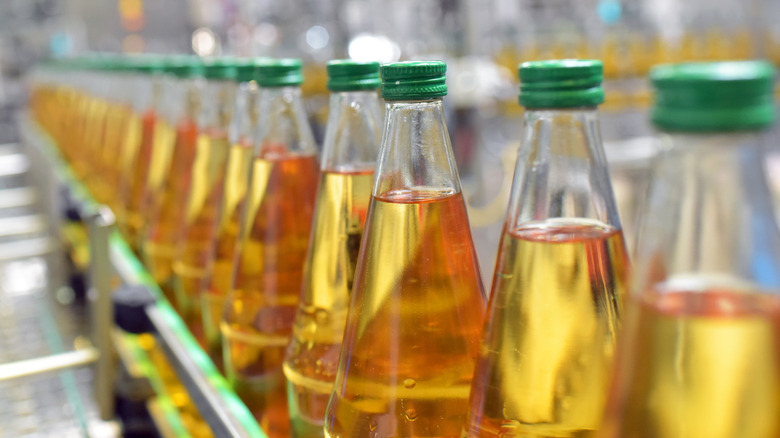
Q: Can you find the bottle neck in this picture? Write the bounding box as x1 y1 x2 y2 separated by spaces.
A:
635 130 780 291
321 90 382 172
182 77 204 122
159 75 180 122
229 80 259 146
507 107 620 229
160 76 203 124
132 74 152 113
255 85 317 156
374 98 460 198
199 79 236 134
147 74 164 114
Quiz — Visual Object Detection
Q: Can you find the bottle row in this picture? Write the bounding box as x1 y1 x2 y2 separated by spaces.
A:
29 54 780 438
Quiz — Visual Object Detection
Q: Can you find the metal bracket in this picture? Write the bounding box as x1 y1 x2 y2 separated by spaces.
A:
0 347 99 381
88 206 117 421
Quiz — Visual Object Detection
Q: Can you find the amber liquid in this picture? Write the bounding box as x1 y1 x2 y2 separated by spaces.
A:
284 168 374 438
325 190 486 438
115 108 142 237
222 151 319 438
92 102 125 204
138 117 177 251
138 334 215 438
122 110 157 249
172 130 232 334
201 140 254 360
77 96 106 181
464 220 629 438
600 289 780 438
143 118 199 297
60 90 83 166
112 105 134 206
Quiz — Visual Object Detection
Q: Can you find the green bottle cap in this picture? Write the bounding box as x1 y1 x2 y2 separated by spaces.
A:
93 56 110 71
93 54 124 72
112 55 133 72
123 55 142 72
518 59 604 108
167 55 205 79
204 57 237 80
651 61 777 132
327 60 381 92
70 56 89 70
255 58 303 87
88 54 111 70
79 56 96 71
381 61 447 101
128 54 165 75
105 56 125 72
234 58 255 82
144 55 167 75
234 57 272 83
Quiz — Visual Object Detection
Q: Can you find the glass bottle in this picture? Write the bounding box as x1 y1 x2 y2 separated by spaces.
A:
81 56 112 187
117 56 166 249
463 60 630 438
171 57 238 334
113 56 143 234
49 59 82 171
599 61 780 438
141 56 205 303
74 59 98 174
283 60 382 438
324 61 487 438
95 57 135 209
200 59 262 363
90 57 121 204
221 58 319 438
65 57 90 169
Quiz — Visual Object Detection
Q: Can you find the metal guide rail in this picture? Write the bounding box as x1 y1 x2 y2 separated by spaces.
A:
0 139 107 437
19 116 265 438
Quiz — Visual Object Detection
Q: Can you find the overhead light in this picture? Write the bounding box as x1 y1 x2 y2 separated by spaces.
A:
192 27 217 56
306 25 330 50
348 34 401 63
254 23 279 48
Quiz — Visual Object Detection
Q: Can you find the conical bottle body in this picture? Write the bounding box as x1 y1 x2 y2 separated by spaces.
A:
464 60 630 438
284 82 383 438
221 68 319 438
325 76 487 437
600 132 780 438
200 77 260 362
141 60 205 301
173 70 238 335
599 61 780 438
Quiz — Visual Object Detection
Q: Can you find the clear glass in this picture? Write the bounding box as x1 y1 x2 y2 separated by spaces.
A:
172 78 237 334
200 80 259 362
115 70 149 239
283 90 383 438
121 72 164 251
141 76 205 304
324 99 487 438
199 79 238 131
221 85 319 438
71 73 99 177
599 131 780 438
92 71 129 206
464 108 630 438
231 80 261 146
80 71 110 187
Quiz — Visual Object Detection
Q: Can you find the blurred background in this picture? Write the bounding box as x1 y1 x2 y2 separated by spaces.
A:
4 0 780 135
2 1 780 437
2 0 780 305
